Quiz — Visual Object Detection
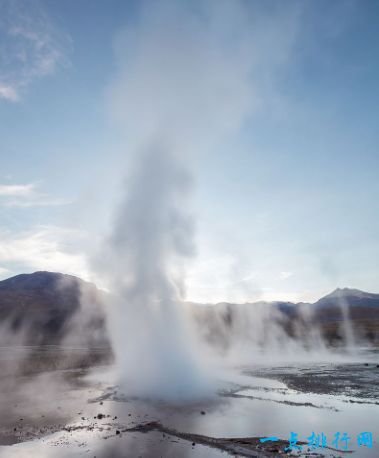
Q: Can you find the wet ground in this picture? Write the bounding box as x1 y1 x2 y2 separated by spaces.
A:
0 348 378 457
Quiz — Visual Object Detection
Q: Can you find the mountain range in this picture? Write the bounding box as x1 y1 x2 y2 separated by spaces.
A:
0 271 378 347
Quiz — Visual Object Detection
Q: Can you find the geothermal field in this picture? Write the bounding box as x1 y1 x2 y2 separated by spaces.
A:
0 344 378 457
0 273 378 457
1 1 378 457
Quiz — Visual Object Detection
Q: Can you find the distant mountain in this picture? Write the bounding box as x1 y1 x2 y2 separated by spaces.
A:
311 288 378 325
315 287 379 308
0 271 378 348
190 287 379 347
0 271 108 346
206 288 379 317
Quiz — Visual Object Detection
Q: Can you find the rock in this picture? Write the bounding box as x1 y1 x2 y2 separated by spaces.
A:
116 430 120 435
192 442 196 446
200 411 206 415
97 413 104 420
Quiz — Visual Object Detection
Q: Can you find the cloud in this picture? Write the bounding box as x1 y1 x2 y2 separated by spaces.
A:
279 271 293 280
0 267 10 278
0 183 35 196
0 83 19 101
0 0 71 102
0 225 92 281
2 196 72 208
0 182 72 207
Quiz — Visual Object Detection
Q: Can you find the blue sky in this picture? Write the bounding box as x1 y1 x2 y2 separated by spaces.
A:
0 0 378 303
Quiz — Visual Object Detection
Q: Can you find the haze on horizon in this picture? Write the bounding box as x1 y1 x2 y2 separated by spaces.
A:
0 0 378 304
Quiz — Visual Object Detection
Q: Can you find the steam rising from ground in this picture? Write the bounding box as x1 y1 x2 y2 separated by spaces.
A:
98 1 308 399
102 147 211 399
192 302 330 365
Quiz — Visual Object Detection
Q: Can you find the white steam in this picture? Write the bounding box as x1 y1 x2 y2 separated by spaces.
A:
103 146 209 399
98 1 300 399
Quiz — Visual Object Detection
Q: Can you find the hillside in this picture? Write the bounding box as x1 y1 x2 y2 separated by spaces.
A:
0 271 108 347
0 271 378 349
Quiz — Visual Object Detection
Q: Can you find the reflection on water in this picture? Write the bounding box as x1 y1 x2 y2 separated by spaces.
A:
0 348 377 457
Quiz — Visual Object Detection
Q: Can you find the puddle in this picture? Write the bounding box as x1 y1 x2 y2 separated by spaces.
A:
0 357 378 457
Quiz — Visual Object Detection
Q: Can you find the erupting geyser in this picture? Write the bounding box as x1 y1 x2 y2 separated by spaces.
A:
103 146 209 400
96 0 293 399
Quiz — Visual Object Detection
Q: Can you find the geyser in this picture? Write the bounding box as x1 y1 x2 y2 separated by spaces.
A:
97 0 300 399
103 146 209 400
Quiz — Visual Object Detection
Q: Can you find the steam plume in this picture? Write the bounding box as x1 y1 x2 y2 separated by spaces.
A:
98 0 299 398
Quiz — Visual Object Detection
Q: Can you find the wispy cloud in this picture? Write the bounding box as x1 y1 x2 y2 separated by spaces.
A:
0 83 19 102
279 271 293 280
0 182 72 207
0 183 35 196
2 196 72 208
0 225 92 281
0 267 10 278
0 0 71 102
